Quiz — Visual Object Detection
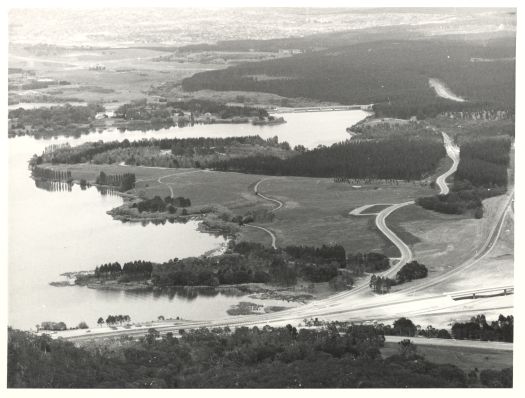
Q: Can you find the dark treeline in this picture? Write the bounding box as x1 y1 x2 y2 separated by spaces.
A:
283 244 346 267
8 103 104 137
347 252 390 275
369 261 428 294
373 99 493 120
151 242 343 287
8 322 494 388
165 99 268 119
209 137 445 180
32 135 290 165
417 136 511 217
78 242 395 289
133 196 191 214
103 315 131 326
456 136 512 186
81 242 378 287
95 171 136 192
182 39 515 114
93 261 154 279
115 98 267 122
31 166 72 181
451 314 513 342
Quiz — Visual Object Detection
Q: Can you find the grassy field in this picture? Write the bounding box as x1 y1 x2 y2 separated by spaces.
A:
248 176 433 254
381 342 512 372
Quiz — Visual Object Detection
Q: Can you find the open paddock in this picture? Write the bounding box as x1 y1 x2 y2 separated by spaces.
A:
381 341 512 372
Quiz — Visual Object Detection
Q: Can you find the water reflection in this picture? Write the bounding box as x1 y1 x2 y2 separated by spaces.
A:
95 186 120 196
34 179 73 192
121 286 246 302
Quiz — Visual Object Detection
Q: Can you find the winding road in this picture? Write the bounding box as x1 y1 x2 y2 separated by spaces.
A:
156 170 204 198
436 132 460 195
245 178 284 249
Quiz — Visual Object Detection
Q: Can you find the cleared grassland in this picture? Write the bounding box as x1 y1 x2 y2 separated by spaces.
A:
428 209 514 294
381 342 512 372
249 177 433 253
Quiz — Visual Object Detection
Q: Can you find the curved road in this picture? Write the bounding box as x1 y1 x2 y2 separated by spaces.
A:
245 178 283 249
254 178 284 212
245 224 277 250
436 132 460 195
157 170 203 198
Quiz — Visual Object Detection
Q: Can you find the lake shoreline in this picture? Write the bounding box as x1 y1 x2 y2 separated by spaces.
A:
51 271 337 304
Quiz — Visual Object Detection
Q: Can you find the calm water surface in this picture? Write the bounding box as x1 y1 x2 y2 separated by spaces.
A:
8 110 368 329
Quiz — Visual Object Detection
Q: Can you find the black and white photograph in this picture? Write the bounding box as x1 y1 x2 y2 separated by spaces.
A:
2 0 520 390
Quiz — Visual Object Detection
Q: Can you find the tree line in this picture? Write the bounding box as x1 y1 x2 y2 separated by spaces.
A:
8 103 104 137
8 322 489 388
133 196 192 214
33 135 292 166
369 261 428 294
209 136 445 180
95 171 136 192
78 242 384 288
347 252 390 275
451 314 513 342
31 166 72 181
93 261 154 279
98 315 131 326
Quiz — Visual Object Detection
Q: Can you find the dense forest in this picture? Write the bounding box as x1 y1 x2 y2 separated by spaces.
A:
32 134 446 182
166 99 268 119
115 98 267 123
77 242 387 288
182 39 515 115
373 98 488 120
8 103 104 137
209 136 445 180
346 252 390 275
8 318 512 388
417 136 511 216
150 242 346 286
451 314 513 342
31 135 293 168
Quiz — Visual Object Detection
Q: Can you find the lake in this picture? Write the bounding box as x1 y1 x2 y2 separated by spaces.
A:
8 109 369 330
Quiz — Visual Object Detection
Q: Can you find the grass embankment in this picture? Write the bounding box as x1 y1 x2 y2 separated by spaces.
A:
388 194 511 283
381 342 512 373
